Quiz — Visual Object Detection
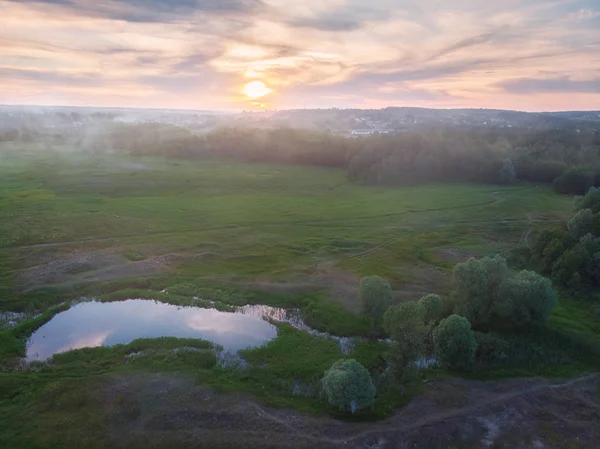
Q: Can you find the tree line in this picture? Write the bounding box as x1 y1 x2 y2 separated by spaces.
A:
96 122 600 193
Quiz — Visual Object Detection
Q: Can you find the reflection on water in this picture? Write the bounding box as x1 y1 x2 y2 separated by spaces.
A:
26 300 279 361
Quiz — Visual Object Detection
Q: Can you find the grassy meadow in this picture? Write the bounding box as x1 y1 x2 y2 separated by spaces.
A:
1 146 599 447
0 148 573 307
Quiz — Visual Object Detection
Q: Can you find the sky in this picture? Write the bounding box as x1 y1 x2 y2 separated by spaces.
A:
1 0 599 111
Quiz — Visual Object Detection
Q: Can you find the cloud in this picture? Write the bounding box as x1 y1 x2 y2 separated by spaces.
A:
2 0 600 110
172 52 218 72
4 0 264 22
284 0 423 32
0 67 102 87
427 32 499 61
497 76 600 94
289 15 362 31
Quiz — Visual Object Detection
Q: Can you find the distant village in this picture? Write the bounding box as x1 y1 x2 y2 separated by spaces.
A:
1 105 598 139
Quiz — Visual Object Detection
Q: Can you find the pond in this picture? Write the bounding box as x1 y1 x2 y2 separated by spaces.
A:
26 300 282 361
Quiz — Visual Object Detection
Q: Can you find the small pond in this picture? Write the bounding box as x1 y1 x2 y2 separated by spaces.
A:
26 300 282 361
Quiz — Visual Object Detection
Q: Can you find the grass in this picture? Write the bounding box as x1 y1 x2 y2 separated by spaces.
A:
0 149 574 311
1 148 598 444
0 303 70 365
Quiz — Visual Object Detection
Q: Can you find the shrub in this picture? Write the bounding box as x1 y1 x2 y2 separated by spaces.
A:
533 227 571 257
577 186 600 213
453 255 508 327
541 238 566 272
568 209 594 238
500 158 516 184
433 315 477 370
383 301 426 378
322 359 376 413
553 166 595 195
418 294 444 324
552 244 594 287
474 332 509 364
358 276 393 326
497 270 558 327
532 160 567 183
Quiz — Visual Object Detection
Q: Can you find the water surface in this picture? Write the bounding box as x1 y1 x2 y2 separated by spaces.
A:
26 300 279 361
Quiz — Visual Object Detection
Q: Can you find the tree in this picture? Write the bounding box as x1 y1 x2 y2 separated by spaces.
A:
453 255 508 327
500 158 517 184
551 244 593 287
497 270 558 327
417 293 444 324
568 209 594 238
383 301 426 377
577 187 600 214
474 332 509 364
531 160 567 183
433 315 478 370
358 276 393 326
553 166 595 195
322 359 376 413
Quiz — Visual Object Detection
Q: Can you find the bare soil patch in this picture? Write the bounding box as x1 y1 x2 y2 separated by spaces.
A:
17 248 180 289
433 247 479 263
93 372 599 449
392 264 452 303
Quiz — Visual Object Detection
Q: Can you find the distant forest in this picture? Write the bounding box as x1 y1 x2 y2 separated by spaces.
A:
94 123 600 194
4 121 600 194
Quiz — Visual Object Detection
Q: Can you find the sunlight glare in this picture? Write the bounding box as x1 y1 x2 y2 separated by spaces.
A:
242 80 272 99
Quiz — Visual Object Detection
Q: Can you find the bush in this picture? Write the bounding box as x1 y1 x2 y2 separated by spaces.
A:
418 294 444 324
358 276 393 326
568 209 594 238
474 332 509 364
577 186 600 213
553 166 595 195
383 301 426 378
552 244 594 287
433 315 477 370
531 160 567 183
453 255 508 327
500 158 516 184
533 227 571 257
497 270 558 327
322 359 376 413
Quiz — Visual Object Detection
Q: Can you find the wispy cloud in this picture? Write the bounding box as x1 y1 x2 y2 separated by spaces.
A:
4 0 264 22
498 76 600 94
1 0 599 110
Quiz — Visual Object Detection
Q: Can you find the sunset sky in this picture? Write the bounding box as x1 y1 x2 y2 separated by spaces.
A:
1 0 599 111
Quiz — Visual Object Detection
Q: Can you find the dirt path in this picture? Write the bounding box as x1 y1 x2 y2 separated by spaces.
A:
519 212 533 245
249 373 599 446
94 371 600 449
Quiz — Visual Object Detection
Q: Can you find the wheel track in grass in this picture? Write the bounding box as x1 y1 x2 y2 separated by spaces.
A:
10 191 508 250
249 373 599 446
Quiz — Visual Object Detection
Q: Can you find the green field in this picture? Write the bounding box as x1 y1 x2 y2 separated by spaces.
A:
0 149 573 308
1 148 599 448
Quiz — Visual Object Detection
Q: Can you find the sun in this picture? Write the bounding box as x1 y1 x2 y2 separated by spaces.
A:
242 80 272 99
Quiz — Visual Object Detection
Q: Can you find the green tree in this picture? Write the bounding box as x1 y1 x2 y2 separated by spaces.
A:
383 301 426 378
433 315 478 370
474 332 509 364
453 255 508 327
552 244 593 287
358 275 393 326
577 186 600 213
322 359 376 413
500 158 516 184
418 293 444 324
568 209 594 238
497 270 558 327
553 166 595 195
